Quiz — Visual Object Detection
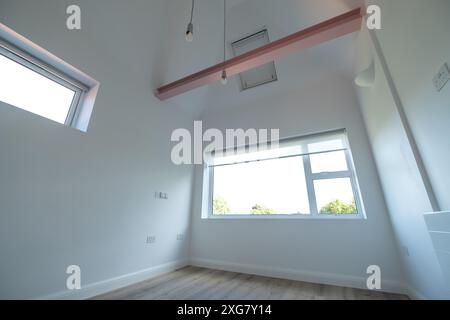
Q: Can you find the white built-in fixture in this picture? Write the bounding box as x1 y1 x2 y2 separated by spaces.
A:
220 0 228 85
185 0 195 42
231 29 278 90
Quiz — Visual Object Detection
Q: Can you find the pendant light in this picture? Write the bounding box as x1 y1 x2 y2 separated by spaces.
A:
220 0 228 85
185 0 195 42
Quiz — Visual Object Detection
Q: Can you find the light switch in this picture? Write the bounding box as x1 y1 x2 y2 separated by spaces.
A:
146 236 156 244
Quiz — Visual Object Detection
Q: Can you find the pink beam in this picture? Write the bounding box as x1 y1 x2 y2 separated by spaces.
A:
156 7 363 100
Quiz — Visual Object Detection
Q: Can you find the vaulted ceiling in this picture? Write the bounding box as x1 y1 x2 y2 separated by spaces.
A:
156 0 365 117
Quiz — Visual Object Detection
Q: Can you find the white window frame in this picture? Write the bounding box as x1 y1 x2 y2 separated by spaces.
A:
0 22 99 132
0 40 87 127
203 130 366 220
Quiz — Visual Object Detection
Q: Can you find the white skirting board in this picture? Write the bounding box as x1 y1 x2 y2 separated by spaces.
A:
405 286 428 300
36 259 188 300
190 257 407 295
36 258 422 300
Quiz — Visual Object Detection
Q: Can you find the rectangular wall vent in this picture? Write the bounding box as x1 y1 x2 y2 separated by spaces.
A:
231 29 278 91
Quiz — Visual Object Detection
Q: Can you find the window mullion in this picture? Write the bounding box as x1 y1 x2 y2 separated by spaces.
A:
65 90 83 126
208 166 215 217
344 149 363 216
303 154 318 215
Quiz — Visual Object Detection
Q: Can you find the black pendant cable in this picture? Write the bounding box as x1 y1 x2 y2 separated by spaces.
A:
220 0 228 85
185 0 195 42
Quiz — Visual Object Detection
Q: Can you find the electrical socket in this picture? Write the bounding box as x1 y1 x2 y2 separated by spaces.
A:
154 192 168 200
146 235 156 244
433 63 450 92
177 234 184 241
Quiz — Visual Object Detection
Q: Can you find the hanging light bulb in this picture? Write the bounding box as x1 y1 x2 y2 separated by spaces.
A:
220 0 228 85
185 22 194 42
221 70 228 85
185 0 195 42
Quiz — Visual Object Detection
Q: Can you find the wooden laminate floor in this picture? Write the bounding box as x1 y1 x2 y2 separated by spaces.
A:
93 266 409 300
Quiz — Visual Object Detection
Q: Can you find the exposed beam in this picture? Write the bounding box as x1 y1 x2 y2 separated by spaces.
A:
156 7 363 100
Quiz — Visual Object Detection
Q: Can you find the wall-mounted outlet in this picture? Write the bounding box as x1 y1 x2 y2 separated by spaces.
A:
154 192 168 200
177 234 184 241
146 235 156 244
433 63 450 92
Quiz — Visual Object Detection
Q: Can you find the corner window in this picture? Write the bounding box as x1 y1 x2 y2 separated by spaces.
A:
205 130 364 219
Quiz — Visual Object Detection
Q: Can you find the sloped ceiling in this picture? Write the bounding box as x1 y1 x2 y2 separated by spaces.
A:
156 0 365 117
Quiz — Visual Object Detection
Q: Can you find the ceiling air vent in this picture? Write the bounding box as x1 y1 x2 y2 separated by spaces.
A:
231 29 278 91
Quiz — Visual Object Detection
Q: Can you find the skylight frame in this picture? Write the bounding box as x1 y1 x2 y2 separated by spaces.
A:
231 28 278 91
0 39 88 127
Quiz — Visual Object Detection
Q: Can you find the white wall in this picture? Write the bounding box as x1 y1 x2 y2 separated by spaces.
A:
190 74 404 291
4 0 447 300
0 0 194 299
371 0 450 212
355 0 450 299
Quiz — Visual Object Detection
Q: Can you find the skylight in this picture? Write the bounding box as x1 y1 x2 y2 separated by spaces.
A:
231 29 278 90
0 52 79 124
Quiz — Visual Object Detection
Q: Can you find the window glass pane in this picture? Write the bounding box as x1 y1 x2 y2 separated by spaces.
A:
310 150 348 173
213 157 310 215
307 138 344 153
314 178 357 214
0 53 75 124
